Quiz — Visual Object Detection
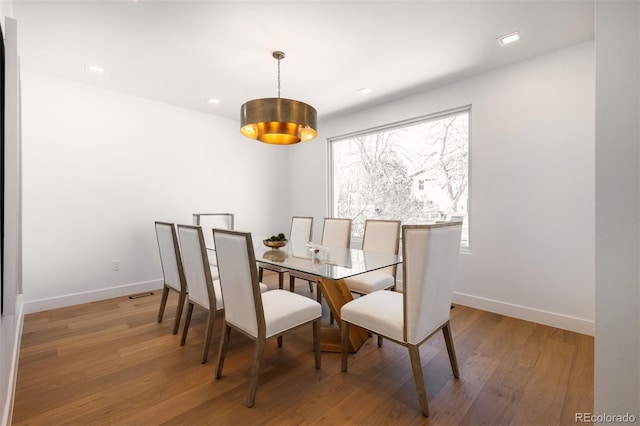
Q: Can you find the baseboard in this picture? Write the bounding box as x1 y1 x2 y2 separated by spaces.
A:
19 280 595 334
22 280 163 314
452 291 594 336
1 294 24 426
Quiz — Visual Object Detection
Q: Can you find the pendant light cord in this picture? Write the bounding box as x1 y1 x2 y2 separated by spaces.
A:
273 50 285 99
277 56 281 98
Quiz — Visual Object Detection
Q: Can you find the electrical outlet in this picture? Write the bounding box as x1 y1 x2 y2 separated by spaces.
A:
112 260 120 272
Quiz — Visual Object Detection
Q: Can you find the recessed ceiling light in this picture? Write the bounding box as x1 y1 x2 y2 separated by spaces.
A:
85 64 104 74
358 87 373 95
497 32 520 46
206 98 220 105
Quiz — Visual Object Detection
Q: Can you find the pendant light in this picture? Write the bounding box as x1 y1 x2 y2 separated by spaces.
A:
240 51 317 145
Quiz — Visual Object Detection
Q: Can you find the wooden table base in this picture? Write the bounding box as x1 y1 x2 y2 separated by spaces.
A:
317 278 369 353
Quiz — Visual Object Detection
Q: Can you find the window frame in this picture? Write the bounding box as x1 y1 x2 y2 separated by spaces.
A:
326 105 472 251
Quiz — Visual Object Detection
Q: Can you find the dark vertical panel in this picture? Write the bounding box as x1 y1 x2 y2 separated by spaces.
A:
1 20 5 314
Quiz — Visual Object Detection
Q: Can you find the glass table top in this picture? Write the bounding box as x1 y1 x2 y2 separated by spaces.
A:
256 241 401 280
208 240 402 281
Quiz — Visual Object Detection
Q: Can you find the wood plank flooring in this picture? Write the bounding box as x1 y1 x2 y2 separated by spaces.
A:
12 272 593 425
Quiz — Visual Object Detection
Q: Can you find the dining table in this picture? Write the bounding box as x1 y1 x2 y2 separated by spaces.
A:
248 239 403 353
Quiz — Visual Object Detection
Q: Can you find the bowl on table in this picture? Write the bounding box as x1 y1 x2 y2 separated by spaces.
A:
263 239 287 249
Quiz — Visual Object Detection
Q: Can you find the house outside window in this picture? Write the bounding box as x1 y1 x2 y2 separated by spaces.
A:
329 106 470 248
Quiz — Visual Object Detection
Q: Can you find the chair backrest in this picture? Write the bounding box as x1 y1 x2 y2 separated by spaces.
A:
402 222 462 345
362 219 401 253
289 216 313 258
192 213 234 249
154 222 186 293
290 216 313 243
362 219 401 276
321 218 352 248
212 229 264 338
177 225 217 310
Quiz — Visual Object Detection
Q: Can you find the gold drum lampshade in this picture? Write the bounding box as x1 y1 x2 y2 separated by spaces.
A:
240 97 317 145
240 51 317 145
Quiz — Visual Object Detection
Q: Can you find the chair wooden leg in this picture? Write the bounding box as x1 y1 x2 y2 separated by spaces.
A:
180 302 194 346
308 280 313 292
377 335 384 347
278 272 284 290
201 310 216 364
313 319 321 369
341 321 350 372
277 336 283 348
157 286 169 323
408 345 429 417
289 275 296 292
258 266 264 282
442 321 460 378
215 323 232 379
247 339 265 408
172 290 187 335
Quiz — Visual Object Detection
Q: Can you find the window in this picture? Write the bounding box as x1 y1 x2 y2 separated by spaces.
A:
329 106 470 248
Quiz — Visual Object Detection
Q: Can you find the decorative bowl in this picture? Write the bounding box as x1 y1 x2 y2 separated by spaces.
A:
263 239 287 249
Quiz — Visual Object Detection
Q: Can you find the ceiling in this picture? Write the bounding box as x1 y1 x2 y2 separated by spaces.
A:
11 0 595 122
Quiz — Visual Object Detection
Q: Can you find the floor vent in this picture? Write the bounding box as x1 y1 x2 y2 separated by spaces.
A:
129 292 154 299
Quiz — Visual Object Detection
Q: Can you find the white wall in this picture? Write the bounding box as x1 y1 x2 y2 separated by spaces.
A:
20 72 290 311
0 2 13 34
290 41 595 335
594 1 640 419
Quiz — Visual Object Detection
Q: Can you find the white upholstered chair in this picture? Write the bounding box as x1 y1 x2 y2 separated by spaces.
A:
344 219 401 345
177 224 224 364
178 225 270 364
192 213 234 268
154 221 188 335
289 217 352 294
340 222 463 417
258 216 313 290
345 219 401 295
212 229 321 408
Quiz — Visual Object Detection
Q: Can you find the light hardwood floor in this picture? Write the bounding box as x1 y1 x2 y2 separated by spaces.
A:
13 272 593 425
